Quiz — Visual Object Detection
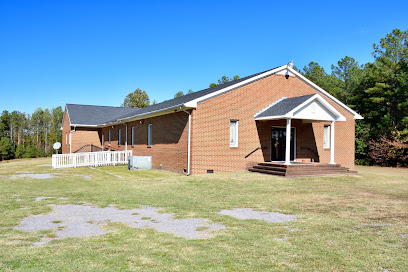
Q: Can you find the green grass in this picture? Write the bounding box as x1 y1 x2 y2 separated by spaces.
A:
0 158 407 271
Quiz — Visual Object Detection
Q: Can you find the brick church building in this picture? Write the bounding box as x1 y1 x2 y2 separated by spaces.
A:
62 62 362 175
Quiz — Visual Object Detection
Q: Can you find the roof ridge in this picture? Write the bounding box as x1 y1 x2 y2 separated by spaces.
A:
66 103 135 109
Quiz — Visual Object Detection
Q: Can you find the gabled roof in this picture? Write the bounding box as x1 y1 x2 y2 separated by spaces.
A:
255 94 315 118
114 66 280 122
65 63 363 127
66 104 137 126
254 94 346 122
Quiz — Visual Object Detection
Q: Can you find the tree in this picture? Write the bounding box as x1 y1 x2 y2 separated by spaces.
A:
0 137 15 161
31 108 44 149
122 88 150 108
357 29 408 135
0 111 10 138
174 91 184 98
302 62 328 87
43 109 52 153
174 89 194 98
209 75 240 87
331 56 363 105
301 62 343 100
15 144 26 158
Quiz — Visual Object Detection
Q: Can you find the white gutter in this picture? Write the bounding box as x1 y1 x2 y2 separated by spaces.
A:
180 107 191 176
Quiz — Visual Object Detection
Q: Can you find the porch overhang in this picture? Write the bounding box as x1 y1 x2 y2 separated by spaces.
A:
254 94 346 122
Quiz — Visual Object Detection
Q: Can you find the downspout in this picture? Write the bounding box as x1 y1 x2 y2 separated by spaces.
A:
180 107 191 176
69 126 76 154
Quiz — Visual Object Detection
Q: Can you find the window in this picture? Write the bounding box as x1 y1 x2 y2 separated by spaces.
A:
102 134 104 150
230 120 238 147
324 125 330 148
118 129 122 145
132 127 135 145
65 133 67 145
109 130 111 145
148 124 152 146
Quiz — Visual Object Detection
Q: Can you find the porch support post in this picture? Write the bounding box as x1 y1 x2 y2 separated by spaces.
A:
329 121 335 164
284 118 292 165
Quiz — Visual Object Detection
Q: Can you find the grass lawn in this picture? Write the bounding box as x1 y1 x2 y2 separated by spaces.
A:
0 158 407 271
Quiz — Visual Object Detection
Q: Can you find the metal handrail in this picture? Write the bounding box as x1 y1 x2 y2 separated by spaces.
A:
245 147 263 158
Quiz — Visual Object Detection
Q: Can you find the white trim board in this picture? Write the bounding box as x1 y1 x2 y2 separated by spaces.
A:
254 94 346 122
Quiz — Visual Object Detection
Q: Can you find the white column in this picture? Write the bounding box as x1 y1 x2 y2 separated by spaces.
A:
329 121 335 164
284 118 292 165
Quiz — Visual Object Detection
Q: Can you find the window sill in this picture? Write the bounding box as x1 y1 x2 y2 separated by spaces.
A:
323 147 330 150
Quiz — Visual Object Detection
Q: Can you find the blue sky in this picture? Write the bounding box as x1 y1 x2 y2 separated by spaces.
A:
1 0 407 114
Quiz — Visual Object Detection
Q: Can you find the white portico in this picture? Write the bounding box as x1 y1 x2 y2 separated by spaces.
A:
254 93 346 165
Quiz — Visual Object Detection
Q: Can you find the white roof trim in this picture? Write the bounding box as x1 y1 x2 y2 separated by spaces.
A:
183 66 288 108
286 66 363 119
254 93 346 122
70 124 100 128
183 64 362 120
288 94 346 121
255 115 288 121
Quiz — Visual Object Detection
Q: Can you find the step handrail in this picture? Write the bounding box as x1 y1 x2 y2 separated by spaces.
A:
245 147 263 158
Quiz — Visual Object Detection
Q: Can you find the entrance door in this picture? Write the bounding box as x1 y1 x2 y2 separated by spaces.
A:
271 127 295 161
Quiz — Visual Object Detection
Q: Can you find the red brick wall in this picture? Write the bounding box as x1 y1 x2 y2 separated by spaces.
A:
100 111 189 174
62 111 102 154
62 111 71 154
190 73 356 174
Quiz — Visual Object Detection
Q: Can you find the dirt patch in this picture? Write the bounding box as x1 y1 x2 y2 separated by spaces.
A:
218 208 297 223
14 204 225 245
73 174 92 179
11 173 55 179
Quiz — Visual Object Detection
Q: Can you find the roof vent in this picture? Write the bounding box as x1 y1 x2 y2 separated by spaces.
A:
288 60 294 69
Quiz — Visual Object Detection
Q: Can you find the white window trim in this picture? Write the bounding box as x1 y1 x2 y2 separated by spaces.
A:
324 125 330 149
118 129 122 146
148 124 152 146
230 120 239 147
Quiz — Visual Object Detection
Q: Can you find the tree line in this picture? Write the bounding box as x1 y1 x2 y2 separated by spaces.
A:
300 29 407 166
0 107 63 160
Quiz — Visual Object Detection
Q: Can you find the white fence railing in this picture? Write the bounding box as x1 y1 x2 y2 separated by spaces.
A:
52 150 132 169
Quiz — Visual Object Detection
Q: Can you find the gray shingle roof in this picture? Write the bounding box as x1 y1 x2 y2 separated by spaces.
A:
66 104 138 126
66 66 280 126
255 94 315 118
113 67 279 122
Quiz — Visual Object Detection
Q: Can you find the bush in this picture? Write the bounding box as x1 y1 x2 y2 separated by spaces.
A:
24 145 38 158
15 144 26 158
0 137 15 161
368 132 408 167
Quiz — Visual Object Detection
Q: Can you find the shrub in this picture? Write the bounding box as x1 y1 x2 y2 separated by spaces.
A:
368 132 408 167
0 137 15 161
